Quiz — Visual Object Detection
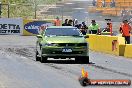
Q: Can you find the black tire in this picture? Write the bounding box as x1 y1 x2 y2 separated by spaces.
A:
75 56 89 63
36 51 40 61
75 56 83 63
40 56 48 63
40 48 47 63
83 56 89 63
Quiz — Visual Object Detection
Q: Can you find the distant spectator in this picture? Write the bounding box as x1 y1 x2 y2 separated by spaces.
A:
105 19 113 35
119 20 132 44
110 0 115 7
81 22 88 35
78 24 82 29
102 0 106 7
67 19 73 26
54 16 61 26
74 19 80 29
62 19 68 26
92 0 96 6
104 23 110 32
82 21 88 30
88 20 100 34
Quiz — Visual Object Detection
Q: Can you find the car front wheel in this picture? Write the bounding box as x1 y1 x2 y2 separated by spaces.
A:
36 51 40 61
83 56 89 63
40 49 48 63
75 56 89 63
40 56 48 63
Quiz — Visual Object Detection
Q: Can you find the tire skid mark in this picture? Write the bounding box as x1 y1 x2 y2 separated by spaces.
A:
0 47 80 77
1 47 132 78
90 64 132 77
0 47 36 60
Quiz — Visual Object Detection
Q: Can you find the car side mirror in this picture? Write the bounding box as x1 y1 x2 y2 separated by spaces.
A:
84 35 89 38
36 35 43 38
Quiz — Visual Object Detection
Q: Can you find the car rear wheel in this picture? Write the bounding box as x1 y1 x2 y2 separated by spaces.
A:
36 51 40 61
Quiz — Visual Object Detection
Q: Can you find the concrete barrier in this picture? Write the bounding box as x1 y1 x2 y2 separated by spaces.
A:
86 34 132 58
86 34 125 56
119 44 126 56
124 44 132 58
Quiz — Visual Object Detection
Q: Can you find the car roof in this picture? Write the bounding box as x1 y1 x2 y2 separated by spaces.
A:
47 26 77 29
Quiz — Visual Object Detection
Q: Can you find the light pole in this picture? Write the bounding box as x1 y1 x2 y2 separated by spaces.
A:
61 6 64 22
0 2 2 18
34 0 37 19
7 3 9 18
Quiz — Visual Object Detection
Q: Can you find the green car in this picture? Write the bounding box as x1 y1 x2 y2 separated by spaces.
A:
36 26 89 63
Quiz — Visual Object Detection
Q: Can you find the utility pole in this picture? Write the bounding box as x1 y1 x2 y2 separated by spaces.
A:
2 0 9 18
7 3 9 18
61 6 64 22
0 2 2 18
34 0 37 19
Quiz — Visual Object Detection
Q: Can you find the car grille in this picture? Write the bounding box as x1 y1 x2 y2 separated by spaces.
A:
58 43 87 47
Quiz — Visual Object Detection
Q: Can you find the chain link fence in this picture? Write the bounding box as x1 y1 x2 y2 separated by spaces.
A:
0 0 89 24
0 3 36 18
0 0 65 19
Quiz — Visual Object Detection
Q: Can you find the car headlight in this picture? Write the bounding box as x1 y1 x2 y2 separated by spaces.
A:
42 43 58 46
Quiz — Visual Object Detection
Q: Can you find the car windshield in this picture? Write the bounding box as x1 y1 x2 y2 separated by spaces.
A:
45 28 82 36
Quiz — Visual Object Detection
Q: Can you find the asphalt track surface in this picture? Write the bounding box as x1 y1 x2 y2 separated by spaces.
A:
0 35 132 88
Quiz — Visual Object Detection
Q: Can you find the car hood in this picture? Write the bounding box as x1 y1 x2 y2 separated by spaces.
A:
44 36 86 43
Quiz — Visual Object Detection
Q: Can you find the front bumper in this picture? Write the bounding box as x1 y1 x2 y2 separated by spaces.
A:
41 46 89 57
